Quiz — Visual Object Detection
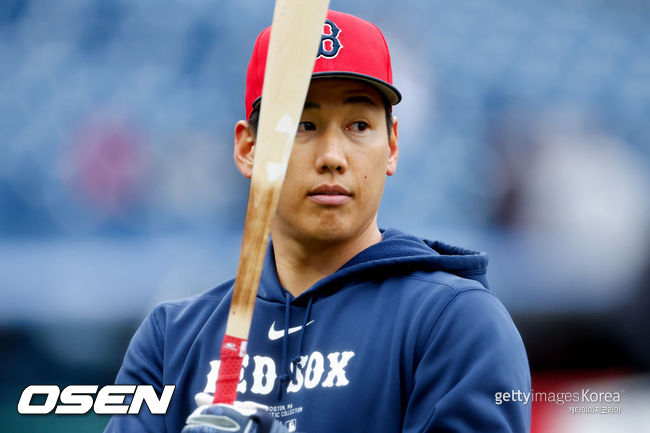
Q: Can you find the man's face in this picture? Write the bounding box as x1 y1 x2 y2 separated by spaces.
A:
270 78 398 246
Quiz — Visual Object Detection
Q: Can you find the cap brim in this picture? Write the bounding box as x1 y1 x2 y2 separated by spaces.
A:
311 71 401 105
250 71 401 114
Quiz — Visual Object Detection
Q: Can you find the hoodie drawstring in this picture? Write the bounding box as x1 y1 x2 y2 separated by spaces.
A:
290 296 313 379
277 293 292 400
276 293 314 400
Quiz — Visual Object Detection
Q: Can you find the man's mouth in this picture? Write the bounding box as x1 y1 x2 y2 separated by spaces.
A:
308 184 352 206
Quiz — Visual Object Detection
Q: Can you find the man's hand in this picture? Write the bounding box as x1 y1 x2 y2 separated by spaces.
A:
181 396 288 433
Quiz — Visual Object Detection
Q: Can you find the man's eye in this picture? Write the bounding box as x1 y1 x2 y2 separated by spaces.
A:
298 121 316 132
347 121 369 132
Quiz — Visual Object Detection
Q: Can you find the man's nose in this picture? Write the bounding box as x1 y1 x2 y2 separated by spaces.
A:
314 128 348 174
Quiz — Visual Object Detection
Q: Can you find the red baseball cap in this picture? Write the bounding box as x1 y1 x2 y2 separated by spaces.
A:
245 9 402 119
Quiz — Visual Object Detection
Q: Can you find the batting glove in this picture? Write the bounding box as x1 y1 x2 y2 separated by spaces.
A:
181 396 288 433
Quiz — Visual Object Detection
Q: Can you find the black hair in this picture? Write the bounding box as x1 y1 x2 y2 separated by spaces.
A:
247 92 394 139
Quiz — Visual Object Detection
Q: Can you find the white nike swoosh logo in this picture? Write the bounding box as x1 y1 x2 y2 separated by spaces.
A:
268 320 315 341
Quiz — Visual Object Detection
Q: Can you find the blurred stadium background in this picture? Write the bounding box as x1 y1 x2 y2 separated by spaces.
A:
1 0 648 431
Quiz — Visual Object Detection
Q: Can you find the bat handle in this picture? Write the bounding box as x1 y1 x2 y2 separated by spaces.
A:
212 334 247 404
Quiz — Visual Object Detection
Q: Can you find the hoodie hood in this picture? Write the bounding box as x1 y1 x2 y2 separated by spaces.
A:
256 228 490 400
258 228 489 304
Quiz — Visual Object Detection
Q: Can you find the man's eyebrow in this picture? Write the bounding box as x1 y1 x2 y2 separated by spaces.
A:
304 101 320 109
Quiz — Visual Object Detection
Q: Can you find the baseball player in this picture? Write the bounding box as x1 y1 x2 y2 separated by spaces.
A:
105 10 531 433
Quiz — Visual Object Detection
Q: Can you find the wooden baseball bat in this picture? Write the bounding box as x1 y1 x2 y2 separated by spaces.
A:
212 0 330 405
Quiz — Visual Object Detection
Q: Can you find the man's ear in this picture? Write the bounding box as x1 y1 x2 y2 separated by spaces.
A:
234 120 255 179
386 116 399 176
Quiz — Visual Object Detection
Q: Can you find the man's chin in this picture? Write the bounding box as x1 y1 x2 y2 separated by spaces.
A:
273 211 373 246
305 224 350 244
281 218 353 246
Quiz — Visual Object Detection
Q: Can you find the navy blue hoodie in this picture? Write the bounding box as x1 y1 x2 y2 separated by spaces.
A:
105 229 531 432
